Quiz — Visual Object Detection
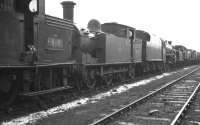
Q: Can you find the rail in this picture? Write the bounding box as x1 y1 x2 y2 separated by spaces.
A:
170 82 200 125
90 66 200 125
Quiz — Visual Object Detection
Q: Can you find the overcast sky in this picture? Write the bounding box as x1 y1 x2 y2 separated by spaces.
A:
46 0 200 51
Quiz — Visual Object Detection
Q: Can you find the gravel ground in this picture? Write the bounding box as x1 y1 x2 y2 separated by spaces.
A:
1 65 198 125
180 71 200 125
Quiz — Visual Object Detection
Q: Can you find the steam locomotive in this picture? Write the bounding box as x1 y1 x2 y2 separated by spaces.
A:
0 0 199 106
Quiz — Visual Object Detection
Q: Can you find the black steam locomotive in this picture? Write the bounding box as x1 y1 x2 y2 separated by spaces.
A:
0 0 199 106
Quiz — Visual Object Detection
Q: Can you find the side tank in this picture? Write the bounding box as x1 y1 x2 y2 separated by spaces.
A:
79 32 132 64
35 15 76 63
101 23 135 63
104 33 131 63
34 1 78 64
146 34 164 62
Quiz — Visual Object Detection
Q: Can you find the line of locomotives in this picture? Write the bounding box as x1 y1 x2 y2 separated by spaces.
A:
0 0 200 106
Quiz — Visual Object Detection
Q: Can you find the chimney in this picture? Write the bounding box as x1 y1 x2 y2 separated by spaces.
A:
61 1 76 22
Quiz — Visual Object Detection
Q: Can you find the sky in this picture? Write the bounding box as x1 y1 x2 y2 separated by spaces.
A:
45 0 200 51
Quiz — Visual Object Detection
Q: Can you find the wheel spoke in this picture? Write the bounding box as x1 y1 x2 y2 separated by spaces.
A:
104 75 112 86
86 79 96 89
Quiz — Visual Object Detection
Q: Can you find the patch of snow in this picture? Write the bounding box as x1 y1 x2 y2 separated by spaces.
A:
117 122 138 125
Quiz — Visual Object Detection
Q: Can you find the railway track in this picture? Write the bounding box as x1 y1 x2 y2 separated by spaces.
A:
90 66 200 125
179 72 200 125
